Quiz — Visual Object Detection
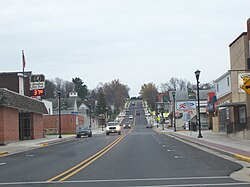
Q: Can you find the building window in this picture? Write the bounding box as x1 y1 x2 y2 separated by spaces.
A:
227 77 230 86
217 84 219 92
239 106 246 124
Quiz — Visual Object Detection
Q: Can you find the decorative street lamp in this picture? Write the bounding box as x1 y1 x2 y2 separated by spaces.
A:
106 107 108 123
89 104 92 128
57 90 62 138
172 91 176 132
195 70 203 138
161 103 164 130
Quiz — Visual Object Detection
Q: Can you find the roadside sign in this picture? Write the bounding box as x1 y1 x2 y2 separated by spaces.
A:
241 79 250 95
30 74 45 90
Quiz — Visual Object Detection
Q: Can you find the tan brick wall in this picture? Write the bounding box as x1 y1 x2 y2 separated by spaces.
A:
31 113 44 139
43 114 84 134
0 107 4 144
0 107 19 144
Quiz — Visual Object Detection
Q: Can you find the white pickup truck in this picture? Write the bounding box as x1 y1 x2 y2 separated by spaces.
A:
106 121 121 135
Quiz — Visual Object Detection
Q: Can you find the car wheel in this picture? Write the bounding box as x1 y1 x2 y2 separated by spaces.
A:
88 133 92 137
106 132 109 135
76 134 81 138
118 131 121 135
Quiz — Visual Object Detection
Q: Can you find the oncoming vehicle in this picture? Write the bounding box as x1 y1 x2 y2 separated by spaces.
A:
123 121 131 129
76 125 92 138
129 115 133 120
106 122 121 135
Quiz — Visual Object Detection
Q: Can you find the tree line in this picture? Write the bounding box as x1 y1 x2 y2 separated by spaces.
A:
43 77 130 118
139 77 214 111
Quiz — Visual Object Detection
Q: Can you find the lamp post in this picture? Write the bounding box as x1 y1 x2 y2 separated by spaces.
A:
89 104 92 128
57 90 62 138
105 107 108 131
172 91 176 132
195 70 203 138
161 103 164 130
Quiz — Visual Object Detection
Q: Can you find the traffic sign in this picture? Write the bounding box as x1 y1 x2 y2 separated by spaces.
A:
241 79 250 95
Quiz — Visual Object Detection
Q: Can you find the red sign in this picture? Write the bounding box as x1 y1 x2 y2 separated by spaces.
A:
31 89 44 96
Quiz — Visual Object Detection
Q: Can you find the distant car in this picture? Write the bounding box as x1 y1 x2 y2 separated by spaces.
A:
129 115 133 120
106 122 121 135
123 121 131 129
76 125 92 138
146 123 153 128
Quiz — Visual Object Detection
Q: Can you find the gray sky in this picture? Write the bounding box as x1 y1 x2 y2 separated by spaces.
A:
1 0 250 96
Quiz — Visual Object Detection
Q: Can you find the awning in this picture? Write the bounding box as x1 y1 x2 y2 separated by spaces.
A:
218 102 246 108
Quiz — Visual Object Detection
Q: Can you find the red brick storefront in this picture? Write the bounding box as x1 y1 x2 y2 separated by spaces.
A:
0 88 48 144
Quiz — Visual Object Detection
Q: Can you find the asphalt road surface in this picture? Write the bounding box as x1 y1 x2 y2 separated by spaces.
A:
0 100 249 187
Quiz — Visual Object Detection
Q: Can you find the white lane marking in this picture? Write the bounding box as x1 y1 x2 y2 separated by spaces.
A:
167 149 175 152
0 177 249 186
0 162 6 166
174 155 186 159
26 154 34 157
0 176 231 185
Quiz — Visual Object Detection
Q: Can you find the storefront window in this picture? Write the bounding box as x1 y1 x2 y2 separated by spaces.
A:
239 106 246 124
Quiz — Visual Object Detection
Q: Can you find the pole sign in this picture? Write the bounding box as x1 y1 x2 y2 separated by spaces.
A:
30 74 45 96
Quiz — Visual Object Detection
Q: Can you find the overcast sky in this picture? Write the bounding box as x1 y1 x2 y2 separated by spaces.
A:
1 0 250 96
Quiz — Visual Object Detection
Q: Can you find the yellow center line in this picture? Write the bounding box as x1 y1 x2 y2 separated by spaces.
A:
59 134 126 181
47 130 130 182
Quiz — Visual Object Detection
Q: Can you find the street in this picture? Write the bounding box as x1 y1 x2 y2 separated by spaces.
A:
0 101 249 186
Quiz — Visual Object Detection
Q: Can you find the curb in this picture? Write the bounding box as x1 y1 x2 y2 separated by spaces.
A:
0 151 9 156
39 136 76 147
154 129 250 163
234 154 250 163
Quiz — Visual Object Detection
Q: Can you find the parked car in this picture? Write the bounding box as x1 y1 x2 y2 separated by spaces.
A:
106 122 121 135
146 123 153 128
129 115 133 120
76 125 92 138
123 121 131 129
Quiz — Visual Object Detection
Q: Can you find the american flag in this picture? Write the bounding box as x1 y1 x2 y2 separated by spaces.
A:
22 50 26 69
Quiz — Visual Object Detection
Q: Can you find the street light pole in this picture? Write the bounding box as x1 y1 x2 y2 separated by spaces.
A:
89 104 92 128
161 103 164 130
172 91 176 132
195 70 203 138
57 90 62 138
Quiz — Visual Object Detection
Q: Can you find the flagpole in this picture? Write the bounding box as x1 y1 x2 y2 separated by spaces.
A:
22 50 25 95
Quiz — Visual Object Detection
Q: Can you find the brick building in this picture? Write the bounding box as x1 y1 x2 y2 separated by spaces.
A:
0 88 48 144
0 71 32 96
43 114 84 134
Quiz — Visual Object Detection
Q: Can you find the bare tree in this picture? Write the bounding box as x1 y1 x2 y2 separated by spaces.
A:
139 83 158 110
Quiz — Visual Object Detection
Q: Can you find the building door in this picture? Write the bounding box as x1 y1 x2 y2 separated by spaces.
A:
19 111 31 140
219 108 227 132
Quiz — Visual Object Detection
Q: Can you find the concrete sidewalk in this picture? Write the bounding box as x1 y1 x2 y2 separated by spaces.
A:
154 127 250 163
0 128 104 157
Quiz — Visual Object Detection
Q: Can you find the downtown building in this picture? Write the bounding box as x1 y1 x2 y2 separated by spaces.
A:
213 19 250 139
0 71 48 144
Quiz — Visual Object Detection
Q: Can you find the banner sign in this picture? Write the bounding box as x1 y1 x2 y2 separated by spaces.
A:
176 101 196 111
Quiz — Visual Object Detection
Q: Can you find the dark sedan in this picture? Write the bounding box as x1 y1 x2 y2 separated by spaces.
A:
76 125 92 138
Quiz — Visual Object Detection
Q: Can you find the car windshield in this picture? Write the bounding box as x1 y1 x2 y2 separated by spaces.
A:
1 1 250 187
107 122 119 126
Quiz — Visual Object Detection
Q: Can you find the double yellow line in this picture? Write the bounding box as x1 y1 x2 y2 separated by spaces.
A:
47 132 128 182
